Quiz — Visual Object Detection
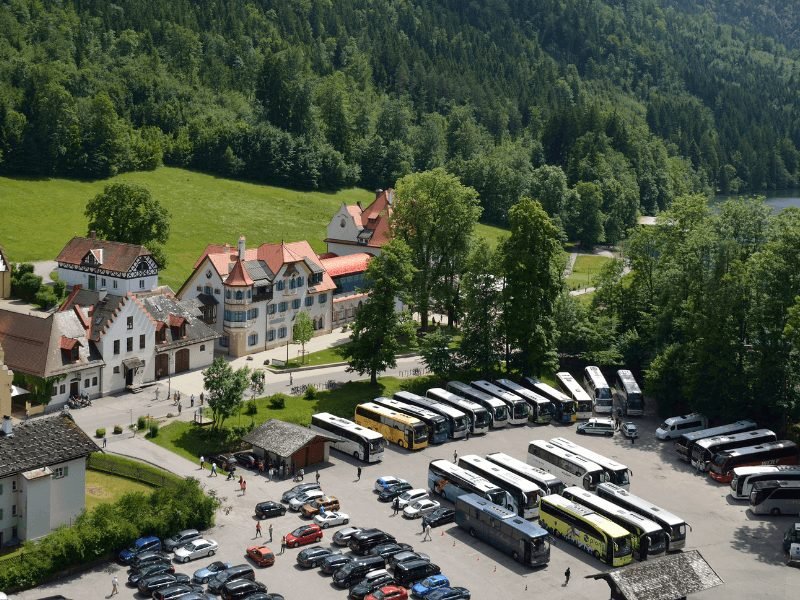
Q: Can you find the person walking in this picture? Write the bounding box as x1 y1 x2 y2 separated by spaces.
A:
453 449 458 463
279 536 286 555
102 435 107 448
268 523 273 543
564 567 571 585
155 387 160 402
200 455 205 470
356 466 362 481
200 391 204 406
315 471 320 484
423 523 432 541
178 401 182 415
299 468 304 481
242 479 247 495
392 497 400 516
111 575 119 595
190 394 195 407
210 462 217 477
255 522 262 537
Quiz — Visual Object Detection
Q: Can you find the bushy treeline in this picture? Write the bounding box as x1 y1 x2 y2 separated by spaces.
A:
0 1 799 234
0 477 216 592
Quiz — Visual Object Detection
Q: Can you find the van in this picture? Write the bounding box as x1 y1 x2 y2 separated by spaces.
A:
206 564 255 594
576 417 615 437
393 559 441 587
656 413 708 440
119 535 162 564
348 528 397 555
332 555 386 588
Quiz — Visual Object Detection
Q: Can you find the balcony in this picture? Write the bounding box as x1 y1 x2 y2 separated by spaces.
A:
223 319 248 329
225 296 250 305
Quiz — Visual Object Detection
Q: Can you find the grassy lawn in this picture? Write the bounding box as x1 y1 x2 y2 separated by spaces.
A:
473 222 508 249
565 254 613 291
85 470 154 512
575 291 595 306
274 340 420 369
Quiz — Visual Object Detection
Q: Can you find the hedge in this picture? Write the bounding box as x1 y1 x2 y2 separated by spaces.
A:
88 453 183 488
0 477 217 592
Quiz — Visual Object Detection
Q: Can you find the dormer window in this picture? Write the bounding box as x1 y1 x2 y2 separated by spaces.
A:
137 259 148 272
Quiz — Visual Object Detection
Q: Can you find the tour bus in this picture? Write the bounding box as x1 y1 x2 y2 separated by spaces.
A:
730 465 800 500
455 493 550 567
486 452 565 496
674 419 758 461
749 480 800 516
527 440 608 490
495 379 553 424
354 402 428 451
538 494 633 567
615 370 644 416
427 459 512 509
372 396 448 445
426 387 491 435
457 454 542 519
469 380 530 425
583 366 613 414
556 372 593 419
310 413 385 463
562 487 666 560
522 377 576 424
655 413 708 441
549 437 632 489
690 429 777 471
446 381 509 428
596 483 688 551
393 391 468 440
708 440 799 483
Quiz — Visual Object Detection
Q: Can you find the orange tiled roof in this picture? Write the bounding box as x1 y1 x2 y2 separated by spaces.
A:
225 259 254 287
320 253 372 278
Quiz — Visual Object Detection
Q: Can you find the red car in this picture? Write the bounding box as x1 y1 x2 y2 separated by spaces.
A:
285 524 323 548
366 585 409 600
246 544 275 567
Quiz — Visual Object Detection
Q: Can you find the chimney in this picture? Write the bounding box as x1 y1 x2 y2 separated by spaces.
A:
375 188 383 200
89 230 96 239
2 415 12 437
238 236 246 260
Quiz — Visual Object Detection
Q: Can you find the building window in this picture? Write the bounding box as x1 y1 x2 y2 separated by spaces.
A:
59 384 66 394
235 290 244 300
52 466 68 479
92 376 98 386
220 336 229 348
139 279 145 289
52 385 57 395
0 509 3 519
215 288 220 295
113 280 118 289
318 293 328 304
247 289 252 299
268 329 275 342
113 366 120 374
292 299 301 310
290 278 296 290
297 276 304 287
268 304 276 315
278 302 287 313
278 326 287 339
0 483 3 494
11 481 16 492
84 378 90 388
126 337 133 352
101 278 106 287
224 310 246 322
127 316 133 330
11 505 16 516
200 344 205 351
247 308 259 319
248 333 259 346
225 289 231 299
204 285 212 295
140 334 146 349
113 340 120 355
276 280 285 291
305 296 313 307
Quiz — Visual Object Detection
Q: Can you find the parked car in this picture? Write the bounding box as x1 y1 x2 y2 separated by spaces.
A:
349 569 396 600
403 499 441 519
422 507 455 529
151 584 206 600
137 572 190 596
411 574 450 597
369 542 413 561
220 579 267 600
349 529 397 555
244 595 285 600
577 417 615 436
377 482 414 503
173 538 219 563
281 482 321 503
301 495 340 518
314 511 350 528
208 453 237 471
127 561 174 586
396 489 428 509
286 523 323 548
254 501 287 519
333 526 363 546
296 545 341 568
119 535 162 564
375 476 408 493
164 529 202 552
206 565 256 594
621 421 639 439
234 451 258 468
129 550 171 571
365 586 409 600
192 561 233 584
389 551 430 569
426 587 471 600
289 489 325 511
394 560 441 588
245 545 275 567
320 553 355 574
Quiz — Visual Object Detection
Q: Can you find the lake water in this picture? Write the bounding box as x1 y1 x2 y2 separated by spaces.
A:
715 189 800 212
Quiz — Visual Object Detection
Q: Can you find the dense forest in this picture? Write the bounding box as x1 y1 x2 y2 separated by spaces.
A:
1 0 799 238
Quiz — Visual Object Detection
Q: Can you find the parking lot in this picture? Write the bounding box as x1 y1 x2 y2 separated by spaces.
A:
11 414 797 599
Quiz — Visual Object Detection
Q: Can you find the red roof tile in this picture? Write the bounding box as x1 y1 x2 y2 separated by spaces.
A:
59 336 79 351
320 253 372 277
225 259 254 286
56 236 152 273
168 314 186 328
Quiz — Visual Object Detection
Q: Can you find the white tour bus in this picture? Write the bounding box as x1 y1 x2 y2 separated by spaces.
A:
556 372 593 419
495 379 554 424
310 412 385 463
457 454 542 519
615 370 644 416
426 387 491 435
527 440 609 491
470 380 530 425
393 391 469 440
549 437 632 489
446 381 509 428
749 480 800 516
730 465 800 500
655 413 708 441
486 452 565 496
583 366 613 414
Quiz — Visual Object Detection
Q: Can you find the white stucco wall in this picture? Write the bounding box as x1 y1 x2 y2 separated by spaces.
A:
97 297 155 394
326 206 362 247
58 267 158 294
20 470 51 541
48 458 86 534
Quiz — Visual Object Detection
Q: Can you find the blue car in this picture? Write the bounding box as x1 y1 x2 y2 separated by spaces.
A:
192 560 233 584
119 535 162 564
374 476 408 494
427 587 471 600
411 574 450 598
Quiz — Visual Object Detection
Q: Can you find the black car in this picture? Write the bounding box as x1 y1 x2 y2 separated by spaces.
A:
151 583 205 600
319 553 355 575
389 551 430 569
427 587 472 600
348 571 396 600
377 482 414 502
296 545 341 568
368 542 413 561
137 572 190 595
422 507 456 528
234 451 259 469
208 453 237 471
245 595 285 600
333 527 363 547
129 550 171 571
281 482 321 503
254 500 286 519
127 561 174 585
220 578 267 600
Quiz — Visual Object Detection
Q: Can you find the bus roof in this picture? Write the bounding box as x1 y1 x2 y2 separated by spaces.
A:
556 372 592 402
427 388 487 413
459 455 542 493
456 493 549 537
447 381 505 408
541 494 631 538
373 396 446 423
523 377 572 403
751 479 800 491
584 366 609 386
471 380 526 404
549 437 629 471
694 429 775 450
429 459 500 494
486 452 562 483
597 483 684 526
562 486 662 535
496 379 551 405
357 402 424 427
312 412 383 440
679 420 758 443
717 440 797 459
395 391 466 420
616 370 641 393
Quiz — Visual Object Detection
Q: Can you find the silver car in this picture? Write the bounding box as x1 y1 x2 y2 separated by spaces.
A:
173 538 219 563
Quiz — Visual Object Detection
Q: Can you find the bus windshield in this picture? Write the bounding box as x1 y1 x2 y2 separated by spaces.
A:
476 411 492 428
514 402 530 420
712 453 728 467
614 536 632 558
523 490 539 512
596 388 612 400
369 438 384 453
453 416 468 431
412 424 428 443
433 418 448 437
614 469 630 487
486 489 508 506
494 405 508 421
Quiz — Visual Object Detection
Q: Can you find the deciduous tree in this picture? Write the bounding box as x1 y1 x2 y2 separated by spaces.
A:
293 312 314 364
202 358 251 430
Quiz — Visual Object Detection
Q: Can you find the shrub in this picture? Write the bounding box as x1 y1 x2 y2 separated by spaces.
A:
303 385 317 400
245 400 258 415
268 394 286 409
137 416 147 430
113 424 123 434
95 428 106 438
148 423 159 438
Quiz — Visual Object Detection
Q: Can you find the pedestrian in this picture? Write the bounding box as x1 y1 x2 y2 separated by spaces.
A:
102 435 107 448
453 449 458 463
280 536 286 555
315 471 320 484
299 468 304 481
392 497 399 516
242 479 247 495
356 466 362 481
423 523 432 541
200 455 205 470
155 387 160 401
111 575 119 595
631 435 635 445
319 504 325 516
178 401 182 415
211 462 217 477
227 469 235 481
190 394 195 407
421 519 426 534
268 523 273 543
255 521 262 537
564 567 571 585
465 428 471 441
200 391 204 405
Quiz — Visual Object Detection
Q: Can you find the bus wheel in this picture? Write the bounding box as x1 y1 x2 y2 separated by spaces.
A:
397 439 405 448
512 550 519 562
770 507 781 516
469 528 477 538
353 451 359 459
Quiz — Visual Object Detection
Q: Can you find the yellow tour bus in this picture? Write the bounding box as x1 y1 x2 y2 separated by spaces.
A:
354 401 429 450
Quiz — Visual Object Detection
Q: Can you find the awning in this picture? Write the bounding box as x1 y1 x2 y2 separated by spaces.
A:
122 357 145 370
197 293 218 306
11 385 28 397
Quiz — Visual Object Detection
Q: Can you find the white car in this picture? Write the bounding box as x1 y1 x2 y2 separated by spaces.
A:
396 488 429 509
403 499 441 519
173 538 219 563
374 476 407 493
314 511 351 528
289 489 325 511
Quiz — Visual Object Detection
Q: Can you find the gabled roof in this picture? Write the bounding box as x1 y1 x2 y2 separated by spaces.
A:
243 419 341 458
320 253 372 278
326 189 393 248
56 236 153 273
225 260 254 287
140 293 220 349
0 413 99 479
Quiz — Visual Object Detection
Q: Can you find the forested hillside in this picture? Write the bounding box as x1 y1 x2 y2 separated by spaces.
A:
1 0 799 238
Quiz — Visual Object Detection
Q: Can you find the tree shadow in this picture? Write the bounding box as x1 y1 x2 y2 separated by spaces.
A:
731 515 793 565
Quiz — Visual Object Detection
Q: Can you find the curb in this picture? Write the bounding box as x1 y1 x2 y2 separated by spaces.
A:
262 353 422 374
